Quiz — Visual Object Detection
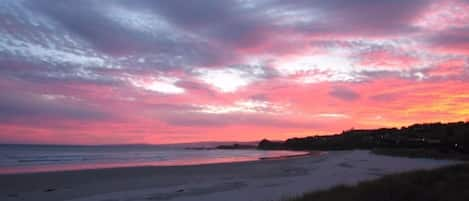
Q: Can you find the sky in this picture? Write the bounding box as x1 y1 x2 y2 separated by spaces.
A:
0 0 468 145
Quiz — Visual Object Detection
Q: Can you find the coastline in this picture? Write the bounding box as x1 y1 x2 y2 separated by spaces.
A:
1 150 459 201
0 148 308 175
259 151 322 160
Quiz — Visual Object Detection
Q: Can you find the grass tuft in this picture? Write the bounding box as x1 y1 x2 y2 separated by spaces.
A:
285 164 469 201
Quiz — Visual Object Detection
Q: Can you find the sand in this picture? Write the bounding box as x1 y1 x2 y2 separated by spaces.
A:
0 150 460 201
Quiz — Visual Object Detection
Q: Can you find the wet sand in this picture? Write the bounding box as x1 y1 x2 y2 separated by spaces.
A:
0 150 459 201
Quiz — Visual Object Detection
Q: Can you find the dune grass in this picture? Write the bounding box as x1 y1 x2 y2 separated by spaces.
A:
285 164 469 201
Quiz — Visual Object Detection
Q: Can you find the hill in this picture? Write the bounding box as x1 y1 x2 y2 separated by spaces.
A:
258 122 469 156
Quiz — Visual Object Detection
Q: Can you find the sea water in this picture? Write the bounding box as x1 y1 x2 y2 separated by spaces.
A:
0 144 306 174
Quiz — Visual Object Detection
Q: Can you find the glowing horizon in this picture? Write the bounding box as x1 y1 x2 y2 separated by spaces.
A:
1 0 468 145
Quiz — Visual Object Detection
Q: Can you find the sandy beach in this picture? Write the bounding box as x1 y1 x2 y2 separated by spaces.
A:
0 150 459 201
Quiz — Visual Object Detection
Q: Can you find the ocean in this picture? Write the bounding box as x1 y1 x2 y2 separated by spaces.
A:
0 144 306 174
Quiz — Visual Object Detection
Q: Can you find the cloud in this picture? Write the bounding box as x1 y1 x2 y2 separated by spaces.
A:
315 113 350 119
357 48 421 70
0 92 111 124
369 93 399 102
162 112 320 129
193 100 285 115
193 65 274 93
1 0 468 144
27 0 166 56
129 76 185 95
126 0 273 49
273 0 430 37
413 0 469 31
329 86 360 101
427 27 469 55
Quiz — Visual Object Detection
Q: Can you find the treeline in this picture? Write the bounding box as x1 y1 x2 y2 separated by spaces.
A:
258 121 469 153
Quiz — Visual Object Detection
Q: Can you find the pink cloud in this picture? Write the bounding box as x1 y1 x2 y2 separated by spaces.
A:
358 49 421 70
1 0 468 144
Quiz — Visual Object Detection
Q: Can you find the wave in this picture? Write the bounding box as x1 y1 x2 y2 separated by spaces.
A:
0 145 308 174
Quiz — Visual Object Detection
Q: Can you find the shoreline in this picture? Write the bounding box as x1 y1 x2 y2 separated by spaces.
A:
1 150 459 201
0 150 310 176
259 151 322 160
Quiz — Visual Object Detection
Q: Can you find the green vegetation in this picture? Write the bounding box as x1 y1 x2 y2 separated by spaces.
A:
286 164 469 201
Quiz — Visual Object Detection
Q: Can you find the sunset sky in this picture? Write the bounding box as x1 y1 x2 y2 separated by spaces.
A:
0 0 468 144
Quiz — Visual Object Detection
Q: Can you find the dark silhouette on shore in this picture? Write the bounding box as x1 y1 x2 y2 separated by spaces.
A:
258 121 469 154
216 143 257 149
